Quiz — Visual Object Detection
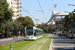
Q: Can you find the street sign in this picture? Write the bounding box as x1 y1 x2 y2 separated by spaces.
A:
70 24 75 34
70 24 75 28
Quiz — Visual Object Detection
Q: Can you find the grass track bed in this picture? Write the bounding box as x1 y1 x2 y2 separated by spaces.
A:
0 34 52 50
42 35 52 50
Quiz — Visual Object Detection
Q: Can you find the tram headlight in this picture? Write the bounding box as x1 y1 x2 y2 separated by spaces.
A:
31 36 33 38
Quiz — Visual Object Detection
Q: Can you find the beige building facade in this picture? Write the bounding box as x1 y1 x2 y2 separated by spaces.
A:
7 0 22 20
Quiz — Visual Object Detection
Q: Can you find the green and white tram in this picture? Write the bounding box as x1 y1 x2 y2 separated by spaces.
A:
25 26 43 40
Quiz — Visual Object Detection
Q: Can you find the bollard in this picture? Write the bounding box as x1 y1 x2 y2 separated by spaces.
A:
10 44 13 50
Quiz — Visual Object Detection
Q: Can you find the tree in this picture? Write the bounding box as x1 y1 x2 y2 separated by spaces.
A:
16 16 35 27
5 21 24 36
0 0 13 32
48 25 56 32
37 24 42 29
62 15 70 31
56 24 63 31
43 27 48 33
37 23 49 32
62 12 75 31
62 11 75 35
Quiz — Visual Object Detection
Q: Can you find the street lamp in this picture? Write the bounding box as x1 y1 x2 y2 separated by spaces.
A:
7 20 10 39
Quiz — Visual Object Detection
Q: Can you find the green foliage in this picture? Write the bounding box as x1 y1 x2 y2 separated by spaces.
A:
62 12 75 31
43 27 48 32
56 24 63 30
0 0 13 32
48 25 56 32
0 35 52 50
37 24 43 29
6 21 24 32
37 23 49 32
16 16 35 27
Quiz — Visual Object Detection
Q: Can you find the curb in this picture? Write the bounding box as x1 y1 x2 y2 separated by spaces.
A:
0 36 25 42
49 35 53 50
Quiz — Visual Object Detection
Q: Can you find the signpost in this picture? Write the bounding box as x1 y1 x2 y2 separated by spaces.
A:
70 24 75 34
10 44 13 50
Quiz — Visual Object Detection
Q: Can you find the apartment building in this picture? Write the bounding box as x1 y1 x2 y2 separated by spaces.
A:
7 0 22 20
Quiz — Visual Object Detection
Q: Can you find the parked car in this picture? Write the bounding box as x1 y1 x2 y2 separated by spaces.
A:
67 34 73 39
58 33 62 36
73 34 75 38
53 32 56 35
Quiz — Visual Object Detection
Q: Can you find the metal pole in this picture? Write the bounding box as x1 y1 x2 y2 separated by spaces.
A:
7 23 8 39
10 44 13 50
17 30 18 39
61 16 62 34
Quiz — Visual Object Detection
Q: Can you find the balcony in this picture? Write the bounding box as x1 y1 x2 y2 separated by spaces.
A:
17 13 20 15
17 2 21 5
17 10 22 12
17 6 22 8
20 10 22 12
20 14 22 15
12 1 17 3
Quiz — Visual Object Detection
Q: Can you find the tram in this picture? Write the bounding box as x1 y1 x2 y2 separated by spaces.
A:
25 26 43 40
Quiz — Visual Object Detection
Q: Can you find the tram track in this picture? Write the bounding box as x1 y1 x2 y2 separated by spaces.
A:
26 38 46 50
40 36 50 50
22 34 51 50
28 35 51 50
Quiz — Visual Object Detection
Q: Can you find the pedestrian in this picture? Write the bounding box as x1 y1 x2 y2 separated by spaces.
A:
2 34 4 39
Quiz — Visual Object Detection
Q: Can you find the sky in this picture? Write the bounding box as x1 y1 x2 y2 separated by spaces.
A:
20 0 75 24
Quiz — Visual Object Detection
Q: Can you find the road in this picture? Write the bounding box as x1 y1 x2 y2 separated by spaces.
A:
0 36 25 45
52 34 75 50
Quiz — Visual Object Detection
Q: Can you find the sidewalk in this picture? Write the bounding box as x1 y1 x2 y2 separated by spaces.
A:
0 37 13 42
0 36 25 45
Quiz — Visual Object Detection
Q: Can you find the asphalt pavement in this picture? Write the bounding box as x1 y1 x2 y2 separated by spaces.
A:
0 36 25 45
52 34 75 50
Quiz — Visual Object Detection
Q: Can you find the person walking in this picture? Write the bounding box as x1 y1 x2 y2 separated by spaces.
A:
2 34 4 39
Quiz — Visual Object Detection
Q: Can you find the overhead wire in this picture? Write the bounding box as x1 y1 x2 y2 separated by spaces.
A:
37 0 47 20
22 7 43 24
22 7 36 19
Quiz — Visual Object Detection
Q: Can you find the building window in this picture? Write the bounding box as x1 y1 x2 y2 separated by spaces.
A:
17 15 19 17
14 0 16 2
17 7 19 9
17 11 19 13
17 3 19 5
17 0 19 2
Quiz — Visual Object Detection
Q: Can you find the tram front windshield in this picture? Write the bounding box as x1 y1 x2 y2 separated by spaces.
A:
26 27 33 35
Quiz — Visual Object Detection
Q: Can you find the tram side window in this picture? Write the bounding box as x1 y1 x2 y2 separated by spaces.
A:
34 30 36 36
34 33 36 36
36 31 43 36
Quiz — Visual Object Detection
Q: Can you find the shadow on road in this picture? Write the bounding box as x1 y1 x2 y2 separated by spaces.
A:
53 35 75 44
53 36 68 39
53 41 75 44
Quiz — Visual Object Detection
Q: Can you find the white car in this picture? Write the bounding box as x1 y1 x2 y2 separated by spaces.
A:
67 34 73 39
73 34 75 38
